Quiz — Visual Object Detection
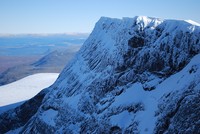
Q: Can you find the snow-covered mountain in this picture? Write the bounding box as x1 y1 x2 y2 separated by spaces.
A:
1 16 200 133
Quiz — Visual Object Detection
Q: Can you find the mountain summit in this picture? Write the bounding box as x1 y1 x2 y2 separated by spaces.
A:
1 16 200 133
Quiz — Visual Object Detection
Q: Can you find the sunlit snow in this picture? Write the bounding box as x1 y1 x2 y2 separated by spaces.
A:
0 73 58 107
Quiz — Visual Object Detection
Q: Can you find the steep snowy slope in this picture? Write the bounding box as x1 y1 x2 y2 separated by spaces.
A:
0 16 200 133
0 73 58 113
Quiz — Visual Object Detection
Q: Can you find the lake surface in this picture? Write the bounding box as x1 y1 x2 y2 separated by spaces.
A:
0 34 88 56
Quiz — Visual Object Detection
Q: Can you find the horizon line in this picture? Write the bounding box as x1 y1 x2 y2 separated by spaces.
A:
0 32 90 37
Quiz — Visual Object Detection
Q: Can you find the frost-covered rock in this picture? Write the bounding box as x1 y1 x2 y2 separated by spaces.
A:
1 16 200 133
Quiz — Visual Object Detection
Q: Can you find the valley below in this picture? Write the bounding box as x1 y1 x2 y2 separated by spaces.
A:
0 34 87 85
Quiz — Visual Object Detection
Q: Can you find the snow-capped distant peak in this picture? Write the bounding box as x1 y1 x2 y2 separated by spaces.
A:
185 20 200 26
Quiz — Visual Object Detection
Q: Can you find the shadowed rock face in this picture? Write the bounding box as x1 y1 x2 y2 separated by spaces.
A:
1 16 200 133
128 36 145 48
155 87 200 134
0 88 48 133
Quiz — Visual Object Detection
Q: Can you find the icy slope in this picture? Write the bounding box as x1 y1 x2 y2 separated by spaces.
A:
1 16 200 133
0 73 58 112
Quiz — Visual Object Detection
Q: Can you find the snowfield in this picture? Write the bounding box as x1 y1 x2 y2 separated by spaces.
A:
0 73 59 108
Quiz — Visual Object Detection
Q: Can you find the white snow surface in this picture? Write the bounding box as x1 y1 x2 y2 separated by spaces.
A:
110 110 134 129
0 73 59 107
185 20 200 26
41 109 58 126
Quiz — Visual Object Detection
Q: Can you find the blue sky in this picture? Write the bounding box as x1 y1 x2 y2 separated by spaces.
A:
0 0 199 34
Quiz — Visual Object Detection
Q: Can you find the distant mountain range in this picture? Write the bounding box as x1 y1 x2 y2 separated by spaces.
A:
0 45 80 85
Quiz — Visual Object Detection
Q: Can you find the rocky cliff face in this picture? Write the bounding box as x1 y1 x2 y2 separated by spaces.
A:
1 16 200 133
